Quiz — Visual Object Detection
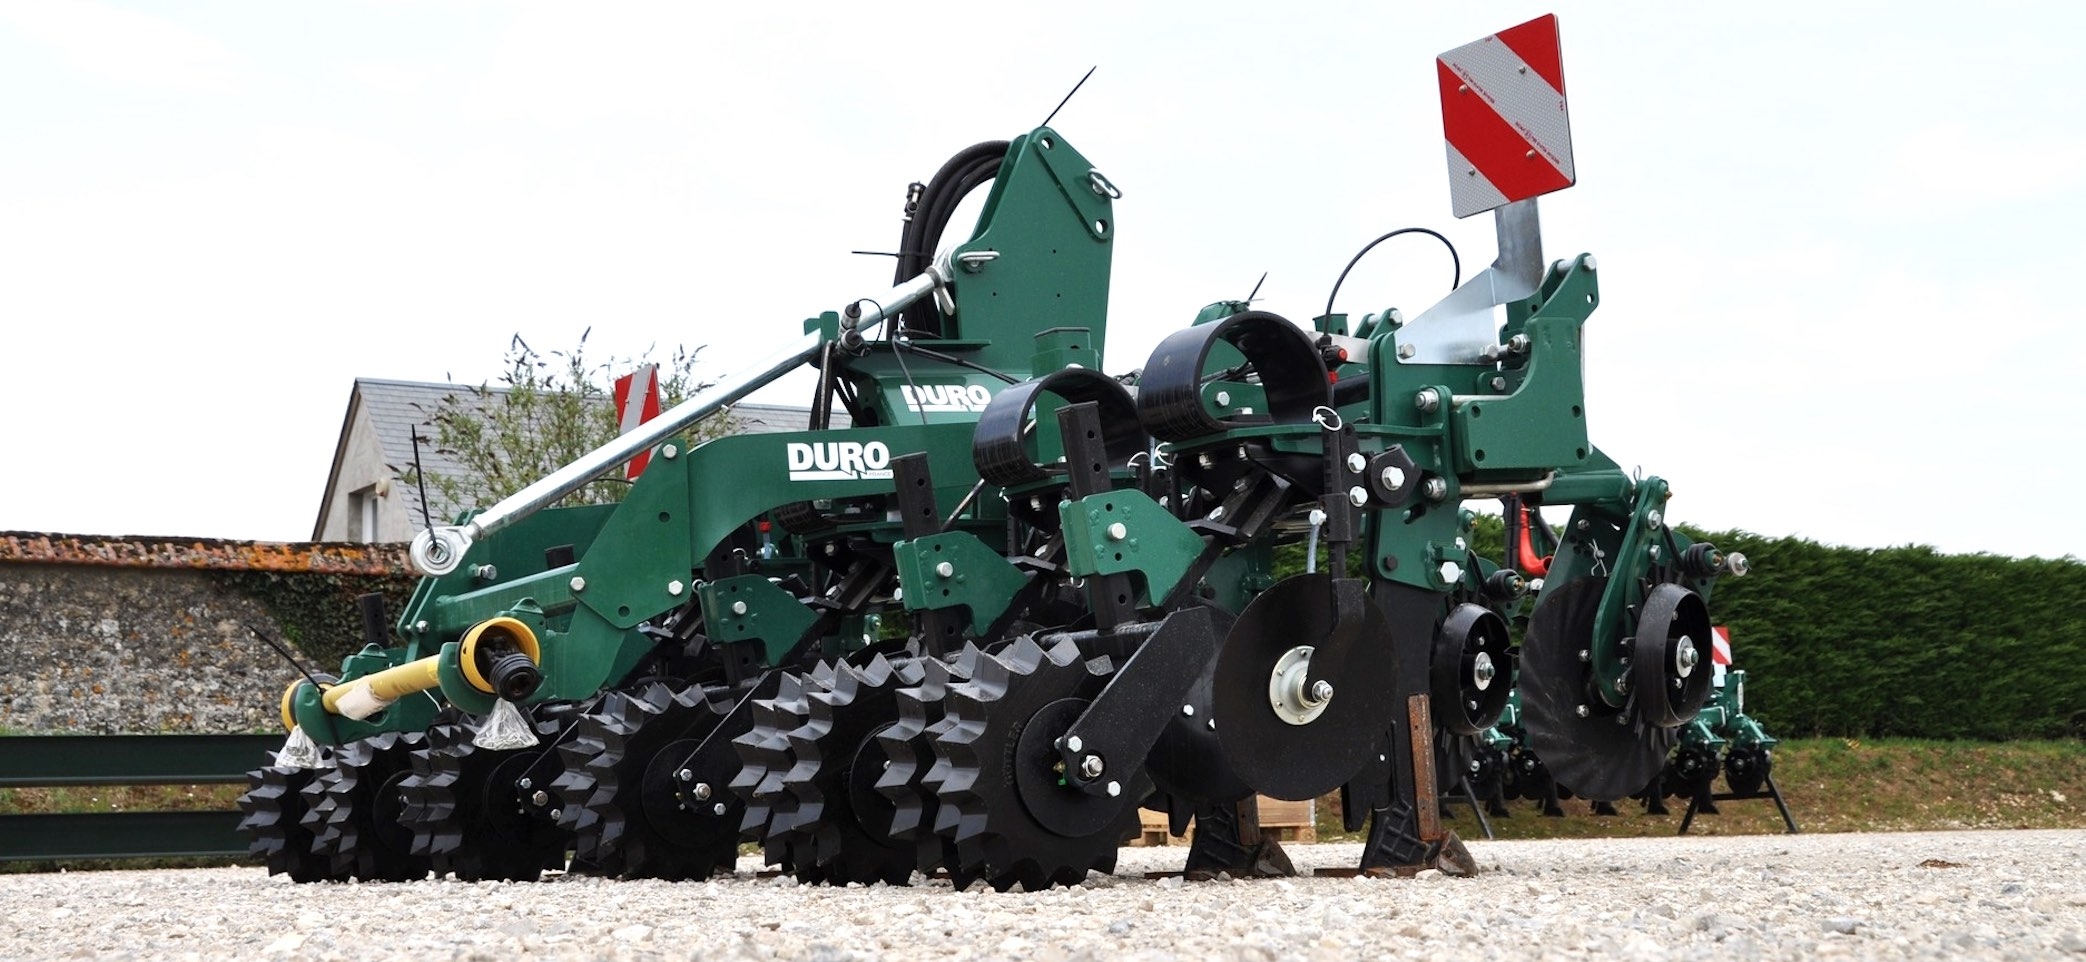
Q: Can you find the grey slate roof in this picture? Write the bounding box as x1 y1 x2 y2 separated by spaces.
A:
313 378 843 539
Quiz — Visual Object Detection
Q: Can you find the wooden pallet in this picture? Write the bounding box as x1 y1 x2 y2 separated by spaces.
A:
1129 796 1317 846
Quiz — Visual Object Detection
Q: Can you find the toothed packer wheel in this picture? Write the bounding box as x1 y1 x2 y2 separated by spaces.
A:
299 731 432 882
238 753 343 883
732 669 829 877
928 635 1147 891
775 654 926 885
876 646 987 884
397 711 571 882
555 682 739 880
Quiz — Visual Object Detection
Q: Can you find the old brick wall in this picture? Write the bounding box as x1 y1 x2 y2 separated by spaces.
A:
0 534 416 734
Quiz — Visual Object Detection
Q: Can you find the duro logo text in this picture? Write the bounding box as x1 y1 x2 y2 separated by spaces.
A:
786 441 894 481
902 383 994 413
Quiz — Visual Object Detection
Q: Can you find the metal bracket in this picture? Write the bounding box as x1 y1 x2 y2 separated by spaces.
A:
1054 606 1225 797
1395 199 1543 365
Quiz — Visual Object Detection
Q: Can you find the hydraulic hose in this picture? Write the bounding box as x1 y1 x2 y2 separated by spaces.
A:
893 140 1009 339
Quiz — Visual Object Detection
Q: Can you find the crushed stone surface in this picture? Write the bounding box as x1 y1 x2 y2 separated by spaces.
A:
3 830 2082 961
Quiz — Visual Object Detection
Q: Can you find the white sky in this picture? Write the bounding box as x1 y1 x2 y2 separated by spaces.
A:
1 2 2080 560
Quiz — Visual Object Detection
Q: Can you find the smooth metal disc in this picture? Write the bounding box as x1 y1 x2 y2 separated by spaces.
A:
1212 574 1398 801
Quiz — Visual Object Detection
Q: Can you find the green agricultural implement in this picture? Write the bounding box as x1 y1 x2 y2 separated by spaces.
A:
240 19 1755 888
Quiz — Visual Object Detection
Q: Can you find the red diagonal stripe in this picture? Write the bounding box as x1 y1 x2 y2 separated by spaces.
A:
1438 59 1570 202
1495 14 1565 94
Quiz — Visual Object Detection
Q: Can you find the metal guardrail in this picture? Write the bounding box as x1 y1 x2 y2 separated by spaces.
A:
0 734 277 862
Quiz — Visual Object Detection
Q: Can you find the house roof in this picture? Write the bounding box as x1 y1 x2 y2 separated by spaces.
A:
312 378 844 540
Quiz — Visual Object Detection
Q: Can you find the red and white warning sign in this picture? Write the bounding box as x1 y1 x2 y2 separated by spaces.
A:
1437 14 1575 218
1710 625 1733 665
613 363 663 480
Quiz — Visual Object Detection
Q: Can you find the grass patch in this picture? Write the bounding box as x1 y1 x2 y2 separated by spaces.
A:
1318 738 2086 842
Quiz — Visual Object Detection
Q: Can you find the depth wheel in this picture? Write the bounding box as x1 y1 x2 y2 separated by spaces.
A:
300 732 432 882
556 683 738 879
1723 744 1772 797
399 714 570 882
928 635 1145 891
238 754 343 883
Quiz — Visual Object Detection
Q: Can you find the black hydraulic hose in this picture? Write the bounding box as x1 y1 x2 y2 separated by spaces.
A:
894 140 1010 338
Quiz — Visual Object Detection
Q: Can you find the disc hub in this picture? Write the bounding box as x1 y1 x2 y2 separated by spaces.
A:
1268 646 1332 726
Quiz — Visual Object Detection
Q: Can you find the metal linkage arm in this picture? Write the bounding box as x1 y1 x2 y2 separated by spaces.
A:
410 272 942 576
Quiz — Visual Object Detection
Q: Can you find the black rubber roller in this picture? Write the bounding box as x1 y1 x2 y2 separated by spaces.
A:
1135 311 1330 444
972 368 1144 488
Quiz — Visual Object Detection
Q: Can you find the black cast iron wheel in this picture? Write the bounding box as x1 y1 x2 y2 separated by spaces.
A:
398 714 571 882
299 731 433 882
928 634 1145 891
237 753 343 883
555 683 738 879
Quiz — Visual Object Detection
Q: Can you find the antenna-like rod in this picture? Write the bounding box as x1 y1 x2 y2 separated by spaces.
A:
1041 66 1097 128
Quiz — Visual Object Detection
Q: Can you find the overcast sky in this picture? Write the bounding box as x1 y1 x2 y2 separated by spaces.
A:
1 2 2080 560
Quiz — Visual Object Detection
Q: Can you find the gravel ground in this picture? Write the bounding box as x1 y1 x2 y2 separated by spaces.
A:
4 830 2083 961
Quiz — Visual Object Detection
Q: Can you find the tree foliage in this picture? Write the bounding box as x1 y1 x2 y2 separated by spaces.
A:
402 330 731 514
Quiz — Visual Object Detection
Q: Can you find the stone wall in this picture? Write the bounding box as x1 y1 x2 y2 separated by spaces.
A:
0 533 415 734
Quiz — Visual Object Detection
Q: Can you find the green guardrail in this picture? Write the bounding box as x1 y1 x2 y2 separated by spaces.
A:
0 734 278 862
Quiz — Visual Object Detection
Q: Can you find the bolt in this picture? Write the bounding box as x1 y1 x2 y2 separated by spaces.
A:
1197 453 1215 469
1030 495 1044 511
1414 388 1441 414
1675 636 1699 677
1470 759 1483 772
550 808 563 820
570 576 587 593
1577 519 1591 531
1509 334 1530 354
1648 545 1661 560
694 783 713 801
1106 522 1128 541
731 600 749 616
892 587 904 602
1309 680 1334 704
1215 390 1232 406
1648 509 1663 529
824 543 838 556
1575 704 1591 718
531 790 549 807
1232 477 1250 492
1080 755 1105 779
935 561 955 578
414 620 430 634
662 444 679 459
1064 735 1083 753
1346 453 1367 473
471 563 499 580
713 802 727 816
1578 649 1591 663
1181 704 1195 717
519 778 533 789
1421 477 1448 502
1584 256 1598 272
1397 343 1417 359
1206 718 1217 731
1472 651 1496 690
1208 506 1226 521
1106 781 1122 798
1379 464 1406 490
1439 561 1463 584
676 769 692 782
1347 486 1368 507
1725 552 1751 577
668 580 685 597
1490 375 1507 391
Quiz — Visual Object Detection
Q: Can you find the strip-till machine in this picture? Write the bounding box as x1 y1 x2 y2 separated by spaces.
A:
240 16 1753 888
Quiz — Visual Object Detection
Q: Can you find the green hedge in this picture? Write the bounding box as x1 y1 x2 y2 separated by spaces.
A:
1682 530 2086 740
